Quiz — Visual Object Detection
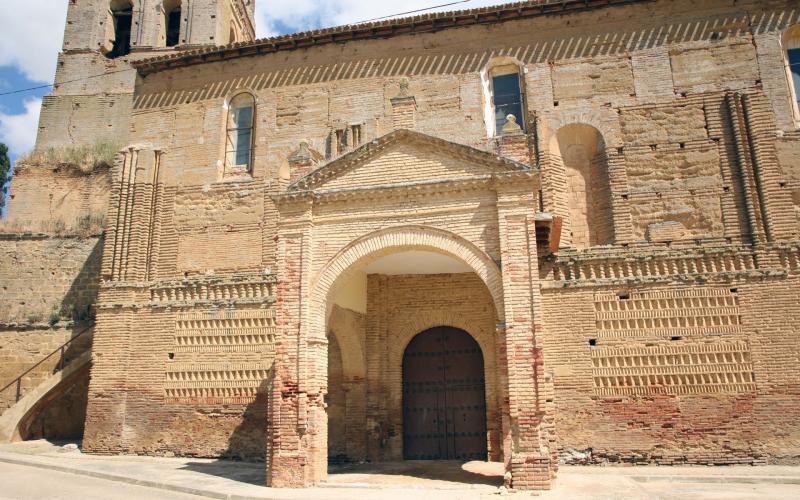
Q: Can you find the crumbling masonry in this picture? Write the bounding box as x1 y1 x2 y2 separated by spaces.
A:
1 0 800 491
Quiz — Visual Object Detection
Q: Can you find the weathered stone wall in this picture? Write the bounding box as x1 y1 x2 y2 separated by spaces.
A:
540 277 800 464
0 235 103 326
0 234 100 438
4 164 111 231
0 325 93 414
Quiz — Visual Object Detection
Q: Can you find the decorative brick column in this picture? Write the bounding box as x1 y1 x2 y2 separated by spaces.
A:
267 199 329 487
495 182 556 490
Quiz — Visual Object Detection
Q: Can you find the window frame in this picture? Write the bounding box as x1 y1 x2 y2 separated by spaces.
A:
784 25 800 125
223 92 257 175
491 71 526 135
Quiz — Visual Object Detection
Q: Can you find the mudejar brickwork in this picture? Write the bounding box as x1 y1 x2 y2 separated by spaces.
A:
1 0 800 492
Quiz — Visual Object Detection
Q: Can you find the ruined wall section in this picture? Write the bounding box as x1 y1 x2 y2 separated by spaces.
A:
4 163 111 230
0 234 100 438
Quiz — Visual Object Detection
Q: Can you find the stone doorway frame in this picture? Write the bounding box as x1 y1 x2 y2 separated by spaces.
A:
268 222 556 489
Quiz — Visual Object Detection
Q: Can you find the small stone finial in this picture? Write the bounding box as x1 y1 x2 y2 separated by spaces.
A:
288 140 321 165
398 77 410 97
501 114 523 135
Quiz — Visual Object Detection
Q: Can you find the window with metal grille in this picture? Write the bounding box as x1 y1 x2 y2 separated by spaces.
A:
225 93 255 171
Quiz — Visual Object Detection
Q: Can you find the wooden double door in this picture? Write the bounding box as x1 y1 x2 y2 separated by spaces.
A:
402 326 487 461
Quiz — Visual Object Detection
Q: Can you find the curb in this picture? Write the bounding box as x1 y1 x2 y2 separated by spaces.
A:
630 474 800 485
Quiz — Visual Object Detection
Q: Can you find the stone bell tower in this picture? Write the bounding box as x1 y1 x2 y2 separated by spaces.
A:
6 0 256 227
35 0 256 151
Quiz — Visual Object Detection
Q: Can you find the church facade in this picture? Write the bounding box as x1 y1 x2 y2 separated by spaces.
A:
2 0 800 491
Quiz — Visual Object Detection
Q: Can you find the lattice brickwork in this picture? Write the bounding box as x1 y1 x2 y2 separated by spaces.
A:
175 309 277 353
591 341 755 396
165 308 275 404
594 288 741 339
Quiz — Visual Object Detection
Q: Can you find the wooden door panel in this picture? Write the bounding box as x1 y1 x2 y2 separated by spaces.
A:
403 326 487 461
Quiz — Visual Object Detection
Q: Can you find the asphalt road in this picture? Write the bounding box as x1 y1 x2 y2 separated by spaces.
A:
0 462 204 500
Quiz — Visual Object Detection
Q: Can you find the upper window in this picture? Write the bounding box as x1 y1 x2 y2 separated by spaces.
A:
107 1 133 58
225 93 256 172
164 1 182 47
785 26 800 120
492 72 525 134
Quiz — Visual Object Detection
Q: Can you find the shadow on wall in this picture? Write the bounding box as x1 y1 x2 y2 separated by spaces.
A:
133 8 797 110
11 237 104 442
180 377 271 485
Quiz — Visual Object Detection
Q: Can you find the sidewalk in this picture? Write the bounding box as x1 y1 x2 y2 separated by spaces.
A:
0 441 798 499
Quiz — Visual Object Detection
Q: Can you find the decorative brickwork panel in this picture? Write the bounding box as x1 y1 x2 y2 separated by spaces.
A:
594 288 741 339
165 309 275 405
591 341 756 396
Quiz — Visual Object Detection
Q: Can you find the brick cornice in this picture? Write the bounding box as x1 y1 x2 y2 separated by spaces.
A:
132 0 653 75
273 171 536 206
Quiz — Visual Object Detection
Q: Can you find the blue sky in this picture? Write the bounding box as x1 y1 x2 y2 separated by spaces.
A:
0 0 502 168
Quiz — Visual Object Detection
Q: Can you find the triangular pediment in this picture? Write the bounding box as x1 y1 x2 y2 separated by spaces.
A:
287 129 532 193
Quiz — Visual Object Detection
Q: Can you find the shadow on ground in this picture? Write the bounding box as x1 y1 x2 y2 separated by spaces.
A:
180 459 503 488
326 460 504 487
182 459 266 486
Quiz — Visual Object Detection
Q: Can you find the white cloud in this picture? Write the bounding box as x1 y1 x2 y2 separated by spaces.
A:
0 98 42 157
255 0 506 38
0 0 68 83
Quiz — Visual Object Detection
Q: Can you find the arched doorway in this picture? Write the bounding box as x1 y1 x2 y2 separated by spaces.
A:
402 326 487 461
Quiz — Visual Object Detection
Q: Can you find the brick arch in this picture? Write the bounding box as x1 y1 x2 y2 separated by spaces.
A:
309 225 505 343
542 109 621 148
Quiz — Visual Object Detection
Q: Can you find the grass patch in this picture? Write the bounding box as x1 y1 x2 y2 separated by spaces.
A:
22 142 121 173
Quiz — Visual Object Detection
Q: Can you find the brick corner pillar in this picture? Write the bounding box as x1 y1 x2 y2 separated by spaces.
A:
390 77 416 130
496 128 532 165
495 180 557 491
267 202 328 488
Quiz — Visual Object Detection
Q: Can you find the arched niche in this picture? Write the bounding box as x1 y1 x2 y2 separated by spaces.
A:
549 124 614 249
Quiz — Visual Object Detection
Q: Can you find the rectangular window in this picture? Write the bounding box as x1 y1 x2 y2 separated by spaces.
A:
335 129 347 155
166 9 181 47
351 124 362 147
789 47 800 112
110 8 133 58
492 73 524 134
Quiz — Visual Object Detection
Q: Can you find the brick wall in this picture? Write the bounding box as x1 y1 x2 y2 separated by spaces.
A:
6 0 799 491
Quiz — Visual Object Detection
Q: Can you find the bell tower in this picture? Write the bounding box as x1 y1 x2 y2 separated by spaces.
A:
35 0 256 150
6 0 256 226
